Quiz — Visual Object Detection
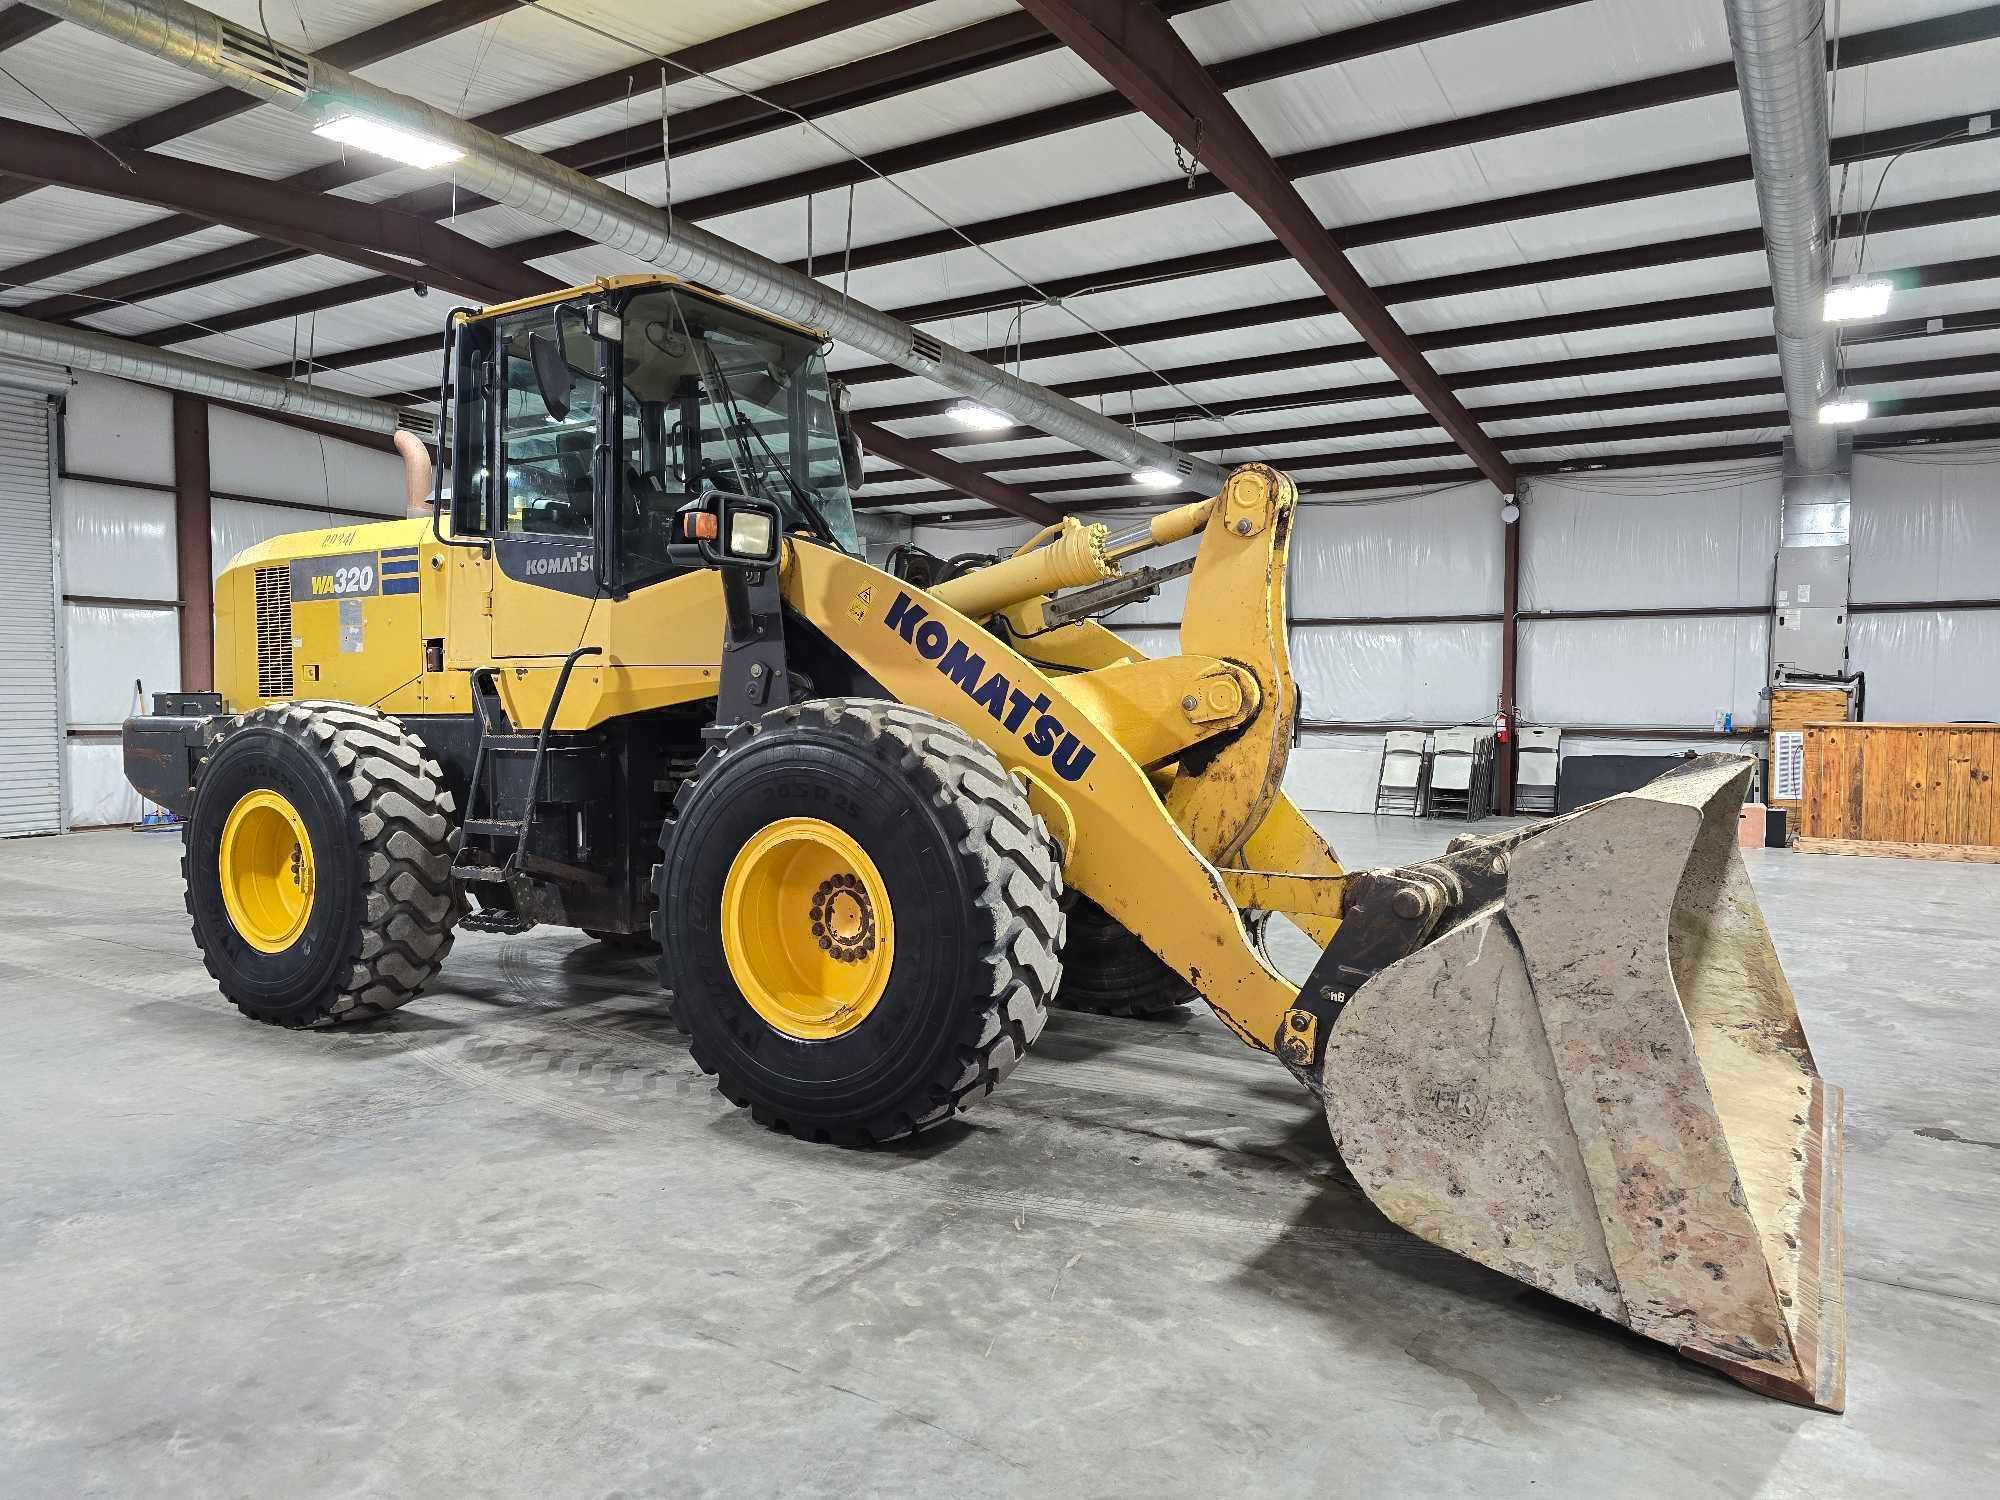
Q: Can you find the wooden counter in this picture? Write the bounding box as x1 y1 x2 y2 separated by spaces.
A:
1797 722 2000 862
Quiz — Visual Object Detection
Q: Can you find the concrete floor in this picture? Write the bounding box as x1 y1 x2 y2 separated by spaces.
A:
2 816 1996 1498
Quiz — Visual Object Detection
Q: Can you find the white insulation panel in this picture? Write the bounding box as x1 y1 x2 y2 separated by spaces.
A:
211 498 361 578
66 739 146 828
1295 621 1501 725
62 375 173 486
1520 615 1768 729
64 603 179 728
1294 485 1505 616
1850 451 2000 603
1287 731 1392 815
59 480 175 601
1521 470 1781 610
208 407 406 514
1850 609 2000 723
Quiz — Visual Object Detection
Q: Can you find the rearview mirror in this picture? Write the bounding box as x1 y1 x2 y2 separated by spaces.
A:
838 415 865 491
528 330 572 422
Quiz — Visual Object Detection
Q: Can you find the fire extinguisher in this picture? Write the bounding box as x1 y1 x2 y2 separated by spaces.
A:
1494 709 1510 744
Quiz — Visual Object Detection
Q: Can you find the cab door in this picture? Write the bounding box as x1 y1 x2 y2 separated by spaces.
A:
486 305 606 659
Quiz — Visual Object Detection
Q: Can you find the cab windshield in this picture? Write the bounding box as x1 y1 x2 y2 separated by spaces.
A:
617 288 860 587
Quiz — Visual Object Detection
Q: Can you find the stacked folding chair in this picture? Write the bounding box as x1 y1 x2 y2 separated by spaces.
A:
1427 726 1497 820
1513 726 1562 816
1373 730 1432 817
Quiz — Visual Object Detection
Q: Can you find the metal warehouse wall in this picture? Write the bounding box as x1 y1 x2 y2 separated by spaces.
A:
60 374 406 827
927 446 1998 814
1849 452 2000 723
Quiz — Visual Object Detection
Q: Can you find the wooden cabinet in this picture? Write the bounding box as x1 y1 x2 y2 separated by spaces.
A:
1798 722 2000 861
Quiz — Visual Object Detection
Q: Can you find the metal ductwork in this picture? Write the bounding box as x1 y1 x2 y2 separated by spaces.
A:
24 0 1228 496
0 307 411 432
1722 0 1840 474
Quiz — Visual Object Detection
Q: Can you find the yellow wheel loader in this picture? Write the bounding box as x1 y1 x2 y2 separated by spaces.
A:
123 276 1844 1409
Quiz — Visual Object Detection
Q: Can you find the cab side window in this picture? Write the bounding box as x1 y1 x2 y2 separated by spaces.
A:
498 314 599 539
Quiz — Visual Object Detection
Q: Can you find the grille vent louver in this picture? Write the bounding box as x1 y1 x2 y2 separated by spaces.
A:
909 331 944 366
395 408 440 439
254 565 295 698
216 18 311 97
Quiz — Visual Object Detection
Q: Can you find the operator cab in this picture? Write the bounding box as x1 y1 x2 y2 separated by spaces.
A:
446 276 865 593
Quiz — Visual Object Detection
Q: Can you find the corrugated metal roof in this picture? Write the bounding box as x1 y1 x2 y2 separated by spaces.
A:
0 0 1995 519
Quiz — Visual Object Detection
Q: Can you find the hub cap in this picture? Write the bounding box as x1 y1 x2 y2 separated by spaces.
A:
721 817 894 1039
218 788 316 953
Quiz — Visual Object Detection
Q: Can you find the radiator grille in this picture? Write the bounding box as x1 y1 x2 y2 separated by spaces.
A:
254 566 295 699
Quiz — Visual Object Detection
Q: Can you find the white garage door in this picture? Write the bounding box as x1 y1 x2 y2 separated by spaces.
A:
0 390 62 836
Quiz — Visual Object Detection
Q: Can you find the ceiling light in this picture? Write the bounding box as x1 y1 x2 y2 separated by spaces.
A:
1130 466 1179 489
313 114 463 170
945 400 1012 432
1818 398 1870 425
1823 280 1893 322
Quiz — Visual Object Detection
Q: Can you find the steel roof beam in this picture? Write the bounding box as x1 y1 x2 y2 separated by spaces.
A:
849 113 1996 381
869 249 2000 431
854 348 2000 488
1 0 933 309
8 0 1169 320
886 111 2000 331
0 117 556 306
0 0 518 212
856 185 2000 424
899 418 2000 523
16 0 1538 338
850 419 1061 525
0 3 57 51
986 0 1506 491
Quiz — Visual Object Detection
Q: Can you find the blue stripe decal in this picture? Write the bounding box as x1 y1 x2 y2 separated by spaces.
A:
380 561 419 576
382 578 420 596
380 546 419 559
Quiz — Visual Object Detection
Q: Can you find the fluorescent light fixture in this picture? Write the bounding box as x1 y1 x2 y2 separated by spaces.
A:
1130 466 1179 489
945 400 1012 432
1823 280 1893 322
313 114 463 170
1818 397 1870 425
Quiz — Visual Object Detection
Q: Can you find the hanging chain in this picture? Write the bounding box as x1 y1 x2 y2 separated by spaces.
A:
1173 119 1203 190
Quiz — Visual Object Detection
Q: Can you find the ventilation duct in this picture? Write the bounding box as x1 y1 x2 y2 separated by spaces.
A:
26 0 1228 496
0 308 402 434
1722 0 1840 474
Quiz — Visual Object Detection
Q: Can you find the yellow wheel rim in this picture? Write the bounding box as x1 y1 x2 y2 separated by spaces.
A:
721 816 895 1040
218 788 316 954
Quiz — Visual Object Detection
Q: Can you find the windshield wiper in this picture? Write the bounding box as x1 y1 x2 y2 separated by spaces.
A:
698 342 841 549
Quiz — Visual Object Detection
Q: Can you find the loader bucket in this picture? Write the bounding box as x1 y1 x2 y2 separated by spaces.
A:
1322 756 1845 1409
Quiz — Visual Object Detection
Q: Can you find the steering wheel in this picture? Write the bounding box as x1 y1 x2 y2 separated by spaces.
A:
695 459 753 494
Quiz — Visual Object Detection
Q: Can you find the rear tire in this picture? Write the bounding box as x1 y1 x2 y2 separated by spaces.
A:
658 699 1064 1144
1051 895 1197 1017
184 701 458 1027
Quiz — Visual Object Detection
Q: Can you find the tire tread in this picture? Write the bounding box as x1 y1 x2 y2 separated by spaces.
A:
659 698 1066 1144
184 700 458 1027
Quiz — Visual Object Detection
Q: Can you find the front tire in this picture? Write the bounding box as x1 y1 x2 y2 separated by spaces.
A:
658 699 1064 1144
184 701 458 1027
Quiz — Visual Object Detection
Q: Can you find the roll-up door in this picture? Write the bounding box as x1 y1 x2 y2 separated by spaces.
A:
0 390 62 836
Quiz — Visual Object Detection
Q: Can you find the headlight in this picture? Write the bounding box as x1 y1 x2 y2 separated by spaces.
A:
728 509 777 562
